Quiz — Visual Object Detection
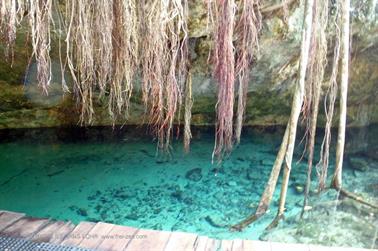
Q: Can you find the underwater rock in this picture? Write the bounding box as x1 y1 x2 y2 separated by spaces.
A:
365 148 378 161
294 184 304 194
152 223 163 230
227 181 237 187
100 211 108 220
185 168 202 182
47 169 65 177
139 149 154 158
349 156 369 171
247 168 260 181
246 169 255 180
77 208 88 217
171 189 184 201
236 157 246 162
94 205 102 212
261 159 275 166
125 213 139 221
205 215 227 228
86 217 100 223
68 205 88 217
183 197 194 205
366 183 378 197
112 189 131 200
210 167 226 175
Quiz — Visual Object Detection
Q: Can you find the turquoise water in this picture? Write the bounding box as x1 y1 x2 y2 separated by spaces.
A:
0 126 377 244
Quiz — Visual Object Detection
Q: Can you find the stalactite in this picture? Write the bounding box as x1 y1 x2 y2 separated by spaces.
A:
211 0 236 162
234 0 262 144
28 0 53 94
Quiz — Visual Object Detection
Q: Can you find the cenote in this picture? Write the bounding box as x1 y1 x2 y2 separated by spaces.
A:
0 126 377 248
1 0 378 250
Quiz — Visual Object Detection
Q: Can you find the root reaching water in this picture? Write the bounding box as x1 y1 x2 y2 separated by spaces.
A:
210 0 236 163
316 0 341 192
109 0 138 120
301 0 329 216
140 0 189 152
231 0 314 230
234 0 262 144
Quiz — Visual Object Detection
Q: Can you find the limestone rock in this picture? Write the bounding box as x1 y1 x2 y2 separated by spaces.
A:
0 1 377 128
349 156 370 172
185 168 203 182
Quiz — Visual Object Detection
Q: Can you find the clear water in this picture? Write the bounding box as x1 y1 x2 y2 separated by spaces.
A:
0 126 377 246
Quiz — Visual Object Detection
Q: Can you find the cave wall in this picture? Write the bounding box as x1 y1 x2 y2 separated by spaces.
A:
0 0 377 129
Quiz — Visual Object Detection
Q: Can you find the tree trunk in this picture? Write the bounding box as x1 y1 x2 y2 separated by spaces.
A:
332 0 350 189
270 0 314 226
231 0 314 231
328 0 378 210
231 126 289 230
183 70 193 153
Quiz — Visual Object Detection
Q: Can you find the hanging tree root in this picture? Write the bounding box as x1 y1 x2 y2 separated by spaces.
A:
260 0 297 15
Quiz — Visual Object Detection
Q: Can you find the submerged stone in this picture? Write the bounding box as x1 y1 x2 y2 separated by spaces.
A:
261 159 275 166
294 184 304 194
246 169 255 180
125 213 139 221
183 197 194 205
349 156 369 171
171 189 183 201
227 181 237 187
77 208 88 217
185 168 202 182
